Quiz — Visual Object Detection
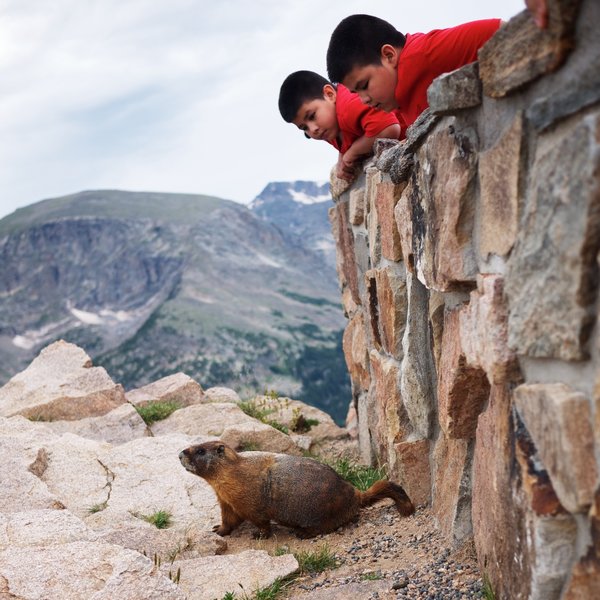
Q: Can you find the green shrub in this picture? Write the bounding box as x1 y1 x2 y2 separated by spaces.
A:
135 401 180 425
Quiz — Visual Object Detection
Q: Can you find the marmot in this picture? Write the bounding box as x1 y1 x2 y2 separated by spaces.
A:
179 440 415 538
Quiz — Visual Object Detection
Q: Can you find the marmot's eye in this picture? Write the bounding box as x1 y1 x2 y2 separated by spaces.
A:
196 448 206 456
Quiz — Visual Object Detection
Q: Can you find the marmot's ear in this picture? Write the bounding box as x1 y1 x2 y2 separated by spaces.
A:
217 444 225 455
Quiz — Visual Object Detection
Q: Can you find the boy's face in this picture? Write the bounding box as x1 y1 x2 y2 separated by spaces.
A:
342 44 399 112
292 84 340 142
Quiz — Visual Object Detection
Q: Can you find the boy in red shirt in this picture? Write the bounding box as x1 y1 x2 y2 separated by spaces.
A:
278 70 401 181
326 15 502 131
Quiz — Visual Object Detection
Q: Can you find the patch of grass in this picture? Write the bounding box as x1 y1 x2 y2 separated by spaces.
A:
327 458 387 492
253 578 288 600
138 509 173 529
238 441 260 452
135 401 180 426
238 399 289 434
294 544 340 574
88 502 107 514
482 573 496 600
221 593 237 600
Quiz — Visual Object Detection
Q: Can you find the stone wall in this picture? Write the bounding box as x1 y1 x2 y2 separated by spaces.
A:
329 1 600 597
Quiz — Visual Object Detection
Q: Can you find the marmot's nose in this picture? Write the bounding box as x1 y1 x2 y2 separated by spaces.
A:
178 451 184 459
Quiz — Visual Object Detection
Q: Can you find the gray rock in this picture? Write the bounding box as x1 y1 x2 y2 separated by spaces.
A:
427 62 482 115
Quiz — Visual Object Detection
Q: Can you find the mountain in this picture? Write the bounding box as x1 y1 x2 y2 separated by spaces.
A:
250 181 336 268
0 188 350 423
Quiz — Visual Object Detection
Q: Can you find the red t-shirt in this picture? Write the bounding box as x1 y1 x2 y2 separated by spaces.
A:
395 19 502 127
329 84 399 154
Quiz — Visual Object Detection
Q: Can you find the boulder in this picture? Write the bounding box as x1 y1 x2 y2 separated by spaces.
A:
0 340 126 420
126 372 205 408
44 402 150 444
150 402 301 454
168 549 298 600
0 541 185 599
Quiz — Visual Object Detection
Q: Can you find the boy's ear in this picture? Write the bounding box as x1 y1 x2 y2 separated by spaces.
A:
322 84 337 102
380 44 400 67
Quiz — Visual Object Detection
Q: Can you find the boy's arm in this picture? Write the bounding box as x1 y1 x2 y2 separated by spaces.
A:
337 123 401 180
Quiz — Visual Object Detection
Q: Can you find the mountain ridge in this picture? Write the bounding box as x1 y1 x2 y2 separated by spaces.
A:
0 184 349 422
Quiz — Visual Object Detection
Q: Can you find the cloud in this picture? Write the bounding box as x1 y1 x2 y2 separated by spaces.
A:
0 0 524 218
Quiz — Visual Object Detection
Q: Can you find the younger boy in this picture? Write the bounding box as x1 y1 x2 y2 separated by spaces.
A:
278 70 401 181
326 15 502 129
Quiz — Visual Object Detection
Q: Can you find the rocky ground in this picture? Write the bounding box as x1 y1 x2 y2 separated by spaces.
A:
223 502 485 599
0 340 487 600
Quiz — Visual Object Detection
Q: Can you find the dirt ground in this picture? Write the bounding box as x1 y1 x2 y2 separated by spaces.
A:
221 500 485 599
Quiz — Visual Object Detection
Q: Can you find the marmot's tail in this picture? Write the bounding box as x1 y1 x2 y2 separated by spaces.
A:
359 480 415 516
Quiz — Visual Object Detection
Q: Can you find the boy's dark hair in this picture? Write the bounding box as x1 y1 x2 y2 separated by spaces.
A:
327 14 406 83
278 71 332 123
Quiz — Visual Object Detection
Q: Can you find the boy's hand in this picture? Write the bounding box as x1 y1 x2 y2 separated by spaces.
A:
337 153 358 181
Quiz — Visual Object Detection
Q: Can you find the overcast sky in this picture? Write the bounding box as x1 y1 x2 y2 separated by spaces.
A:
0 0 524 220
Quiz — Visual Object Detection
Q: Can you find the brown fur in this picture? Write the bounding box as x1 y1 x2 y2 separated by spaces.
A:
179 440 414 538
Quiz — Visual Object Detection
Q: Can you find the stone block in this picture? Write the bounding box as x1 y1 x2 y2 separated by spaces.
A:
369 350 411 474
394 182 414 271
459 275 518 385
0 340 126 421
431 432 472 545
411 120 478 291
365 270 382 352
437 307 491 439
366 169 383 267
393 439 431 507
400 273 436 439
479 1 581 98
427 62 482 115
330 199 361 305
473 385 532 600
126 372 205 408
514 383 598 513
329 164 353 199
374 266 407 359
342 310 371 392
506 110 600 360
478 113 523 259
349 186 366 225
375 180 404 262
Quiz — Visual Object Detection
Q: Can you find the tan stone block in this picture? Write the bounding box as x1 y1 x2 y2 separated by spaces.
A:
393 439 431 507
506 109 600 361
349 186 366 225
369 350 411 474
411 120 478 291
329 164 353 199
342 311 370 392
479 0 581 98
459 274 518 385
437 307 491 439
330 199 360 305
366 168 383 267
478 114 523 258
395 183 414 271
431 432 472 545
375 180 405 262
374 267 407 359
365 270 382 352
473 385 533 598
514 383 598 513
